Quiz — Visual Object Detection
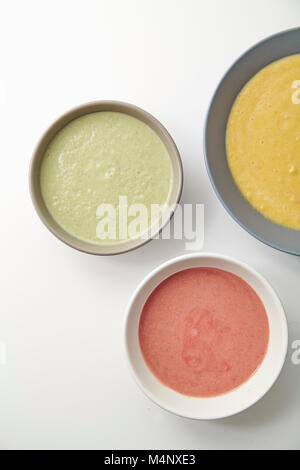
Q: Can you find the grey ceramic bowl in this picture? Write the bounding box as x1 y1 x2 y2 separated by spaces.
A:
204 28 300 256
30 101 183 255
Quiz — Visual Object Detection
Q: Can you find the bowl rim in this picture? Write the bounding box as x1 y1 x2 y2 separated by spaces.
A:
29 100 183 255
204 27 300 257
124 252 288 420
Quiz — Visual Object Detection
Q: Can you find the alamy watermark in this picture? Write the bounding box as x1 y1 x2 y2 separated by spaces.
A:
95 197 204 250
291 340 300 365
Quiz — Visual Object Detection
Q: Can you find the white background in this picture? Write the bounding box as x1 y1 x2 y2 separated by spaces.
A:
0 0 300 450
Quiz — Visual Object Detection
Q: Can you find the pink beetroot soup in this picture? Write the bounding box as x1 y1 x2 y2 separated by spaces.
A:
139 267 269 397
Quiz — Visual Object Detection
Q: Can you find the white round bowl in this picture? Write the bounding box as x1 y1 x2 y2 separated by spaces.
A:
124 253 288 420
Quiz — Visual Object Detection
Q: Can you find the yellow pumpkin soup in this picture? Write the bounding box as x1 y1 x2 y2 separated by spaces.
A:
226 54 300 230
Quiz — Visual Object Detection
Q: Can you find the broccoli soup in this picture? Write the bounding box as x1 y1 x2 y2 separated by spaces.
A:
40 112 172 244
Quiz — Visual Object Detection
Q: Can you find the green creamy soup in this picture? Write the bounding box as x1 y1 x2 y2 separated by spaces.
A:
40 112 172 244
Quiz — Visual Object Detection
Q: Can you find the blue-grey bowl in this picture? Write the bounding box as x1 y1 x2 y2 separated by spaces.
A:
204 28 300 256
